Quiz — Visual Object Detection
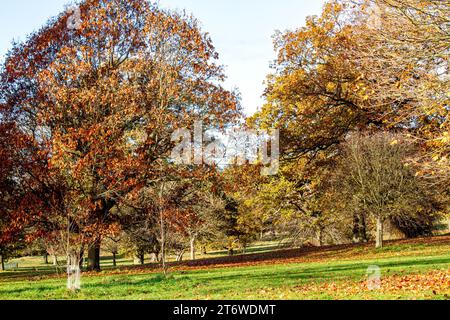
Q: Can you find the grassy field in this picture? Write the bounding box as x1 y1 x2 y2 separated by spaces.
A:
0 236 449 300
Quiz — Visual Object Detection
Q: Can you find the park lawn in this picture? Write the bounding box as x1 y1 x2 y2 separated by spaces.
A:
0 238 449 300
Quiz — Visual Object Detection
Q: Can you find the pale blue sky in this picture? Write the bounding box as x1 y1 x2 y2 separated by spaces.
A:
0 0 325 114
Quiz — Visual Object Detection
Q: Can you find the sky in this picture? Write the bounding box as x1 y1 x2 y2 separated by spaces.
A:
0 0 326 115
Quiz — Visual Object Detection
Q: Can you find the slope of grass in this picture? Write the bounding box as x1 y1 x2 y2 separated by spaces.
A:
0 236 449 300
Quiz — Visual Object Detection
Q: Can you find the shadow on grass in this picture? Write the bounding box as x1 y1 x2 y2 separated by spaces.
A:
0 267 62 282
0 282 63 298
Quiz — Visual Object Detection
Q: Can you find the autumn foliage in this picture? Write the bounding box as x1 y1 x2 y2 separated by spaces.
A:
0 0 240 270
0 0 448 274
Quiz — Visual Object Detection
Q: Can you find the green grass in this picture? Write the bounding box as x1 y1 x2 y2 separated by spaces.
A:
0 238 449 300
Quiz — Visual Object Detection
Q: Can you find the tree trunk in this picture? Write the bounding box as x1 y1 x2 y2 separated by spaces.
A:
139 253 145 265
43 253 49 265
353 213 368 243
87 241 101 271
160 209 167 276
361 214 368 242
112 253 117 267
190 236 196 261
317 228 324 246
202 246 207 255
78 248 84 271
376 217 384 249
176 251 184 262
52 255 58 266
0 255 4 271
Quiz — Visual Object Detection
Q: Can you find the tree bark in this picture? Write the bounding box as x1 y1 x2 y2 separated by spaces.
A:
160 207 167 276
87 241 101 271
78 248 84 270
176 251 184 262
43 253 49 264
361 214 368 242
139 253 145 265
353 213 368 243
52 255 58 266
317 228 324 247
150 253 159 263
112 253 117 267
0 255 4 271
190 236 196 261
376 217 384 249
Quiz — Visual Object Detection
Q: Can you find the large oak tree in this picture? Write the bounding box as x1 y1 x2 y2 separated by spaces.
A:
0 0 240 271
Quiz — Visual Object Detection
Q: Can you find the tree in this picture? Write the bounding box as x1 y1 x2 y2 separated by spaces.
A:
104 236 121 267
0 122 30 271
348 0 449 179
250 0 448 248
254 0 448 178
335 132 440 248
228 158 349 248
173 180 227 261
253 1 374 160
1 0 240 272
